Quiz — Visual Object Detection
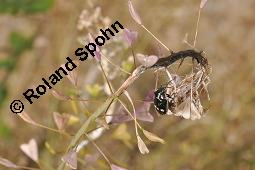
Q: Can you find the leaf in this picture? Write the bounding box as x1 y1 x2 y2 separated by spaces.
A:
136 54 158 67
61 150 77 169
137 136 149 154
0 157 18 168
20 139 38 163
111 164 128 170
200 0 208 9
19 111 37 126
128 0 142 25
53 112 69 130
142 130 165 144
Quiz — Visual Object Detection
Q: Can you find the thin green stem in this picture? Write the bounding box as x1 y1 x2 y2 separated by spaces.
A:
131 44 136 68
118 99 143 130
99 62 114 94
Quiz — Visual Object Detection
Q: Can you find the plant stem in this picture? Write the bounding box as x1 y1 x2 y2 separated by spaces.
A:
193 8 201 47
141 24 172 52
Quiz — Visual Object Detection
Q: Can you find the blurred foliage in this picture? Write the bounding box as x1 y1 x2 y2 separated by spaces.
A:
0 32 34 70
0 0 54 14
0 86 7 107
121 59 133 73
10 32 34 56
0 59 12 70
0 32 34 106
0 120 12 139
85 84 102 98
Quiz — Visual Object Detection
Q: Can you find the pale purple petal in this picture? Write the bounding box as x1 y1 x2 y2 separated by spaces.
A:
0 157 18 168
110 103 154 124
61 150 77 169
94 50 101 62
20 139 38 163
53 112 69 130
84 154 99 165
110 106 132 124
89 33 101 62
145 55 159 67
136 54 159 67
200 0 208 8
123 28 138 46
144 89 155 103
135 103 154 122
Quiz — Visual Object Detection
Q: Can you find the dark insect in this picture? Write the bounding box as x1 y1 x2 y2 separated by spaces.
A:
154 87 168 114
154 86 177 115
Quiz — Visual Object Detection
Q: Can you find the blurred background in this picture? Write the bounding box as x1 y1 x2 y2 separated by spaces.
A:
0 0 254 169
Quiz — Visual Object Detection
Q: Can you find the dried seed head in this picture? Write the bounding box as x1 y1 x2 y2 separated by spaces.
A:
154 64 210 120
